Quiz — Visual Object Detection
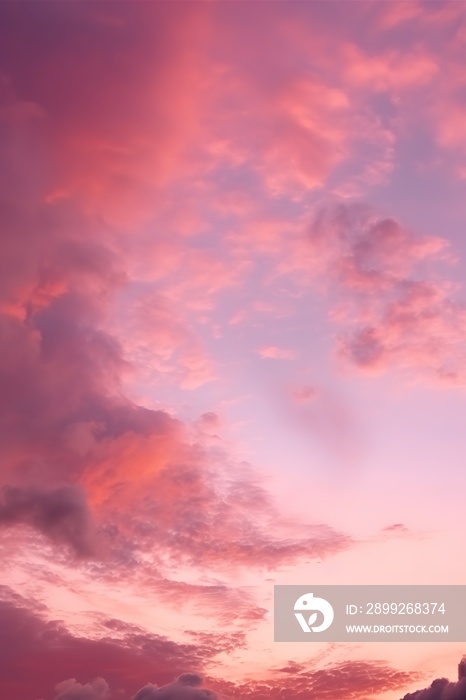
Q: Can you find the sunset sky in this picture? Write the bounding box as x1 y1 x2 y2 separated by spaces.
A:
1 2 466 699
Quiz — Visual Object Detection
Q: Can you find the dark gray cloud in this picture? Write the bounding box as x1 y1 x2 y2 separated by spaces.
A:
53 677 110 700
133 675 216 700
133 685 159 700
0 484 95 557
401 658 466 700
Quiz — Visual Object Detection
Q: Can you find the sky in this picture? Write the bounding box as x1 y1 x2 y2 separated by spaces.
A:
1 1 466 699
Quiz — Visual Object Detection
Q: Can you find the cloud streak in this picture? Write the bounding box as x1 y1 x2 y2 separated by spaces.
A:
207 660 418 700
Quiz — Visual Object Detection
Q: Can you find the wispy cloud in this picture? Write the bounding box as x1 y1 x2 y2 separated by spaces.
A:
258 346 296 360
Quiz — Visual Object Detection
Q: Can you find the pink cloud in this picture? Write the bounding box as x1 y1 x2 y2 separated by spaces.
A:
342 43 438 93
0 588 420 700
194 8 359 198
258 346 296 360
0 3 213 229
0 16 351 583
377 1 465 30
0 588 214 700
119 291 217 390
211 73 350 197
53 677 110 700
1 5 464 699
381 523 414 539
195 412 223 437
290 385 319 403
284 383 362 464
434 102 466 153
308 203 466 386
91 455 351 571
375 1 424 29
208 659 419 700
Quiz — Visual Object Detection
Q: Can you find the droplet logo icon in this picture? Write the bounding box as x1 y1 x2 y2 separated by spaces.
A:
294 592 334 632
